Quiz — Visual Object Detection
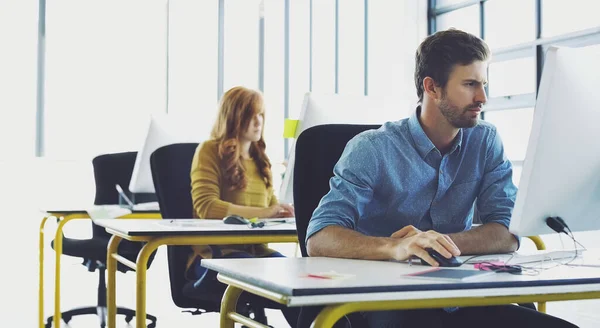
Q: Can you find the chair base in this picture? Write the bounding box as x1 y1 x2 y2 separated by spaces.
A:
238 304 268 325
45 306 157 328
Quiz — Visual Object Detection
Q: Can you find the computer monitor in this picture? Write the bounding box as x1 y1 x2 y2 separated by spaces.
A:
129 113 210 193
508 46 600 237
278 92 402 204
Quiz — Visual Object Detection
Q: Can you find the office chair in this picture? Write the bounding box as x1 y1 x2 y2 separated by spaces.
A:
293 124 378 327
47 152 158 328
293 124 380 258
150 143 286 325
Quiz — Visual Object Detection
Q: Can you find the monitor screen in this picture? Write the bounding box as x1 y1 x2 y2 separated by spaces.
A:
129 113 210 193
279 92 402 204
508 46 600 237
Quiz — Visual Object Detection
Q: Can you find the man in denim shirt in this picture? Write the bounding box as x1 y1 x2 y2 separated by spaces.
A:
303 29 577 328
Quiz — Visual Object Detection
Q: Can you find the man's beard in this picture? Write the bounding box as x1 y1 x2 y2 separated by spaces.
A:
439 95 481 129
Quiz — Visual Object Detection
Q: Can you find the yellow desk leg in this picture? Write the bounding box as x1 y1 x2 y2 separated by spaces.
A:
538 301 546 313
39 216 52 328
310 304 350 328
526 235 547 313
220 285 244 328
526 235 546 251
40 212 154 328
52 215 88 328
106 235 123 328
135 239 160 328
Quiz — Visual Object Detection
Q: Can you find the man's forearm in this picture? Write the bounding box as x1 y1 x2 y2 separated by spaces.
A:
306 225 395 260
449 222 518 255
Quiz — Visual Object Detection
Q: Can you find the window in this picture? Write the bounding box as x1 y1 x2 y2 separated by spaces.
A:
485 0 535 49
338 0 364 95
484 107 534 186
34 1 427 171
223 0 261 91
368 0 403 99
44 0 167 159
168 0 219 121
311 0 336 93
368 0 422 114
488 57 536 98
0 0 38 157
436 4 480 38
484 108 534 162
542 0 598 38
436 0 469 8
287 0 311 120
263 0 286 179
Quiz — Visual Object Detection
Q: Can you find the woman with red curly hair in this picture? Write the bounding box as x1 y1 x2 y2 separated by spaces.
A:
187 86 297 326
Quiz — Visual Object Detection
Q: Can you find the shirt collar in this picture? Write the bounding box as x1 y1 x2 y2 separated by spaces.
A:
449 128 463 154
408 106 463 158
408 107 437 159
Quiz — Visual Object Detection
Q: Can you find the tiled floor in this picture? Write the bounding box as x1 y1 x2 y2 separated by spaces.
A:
2 160 600 327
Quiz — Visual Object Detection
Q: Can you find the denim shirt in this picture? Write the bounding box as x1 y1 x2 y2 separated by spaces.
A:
306 109 518 243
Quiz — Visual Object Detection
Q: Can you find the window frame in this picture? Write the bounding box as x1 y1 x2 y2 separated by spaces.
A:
428 0 600 154
429 0 600 112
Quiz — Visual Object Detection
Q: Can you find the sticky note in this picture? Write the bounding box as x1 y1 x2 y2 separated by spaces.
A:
283 119 299 138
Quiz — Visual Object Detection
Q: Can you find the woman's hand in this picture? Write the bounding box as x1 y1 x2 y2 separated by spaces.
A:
263 203 295 218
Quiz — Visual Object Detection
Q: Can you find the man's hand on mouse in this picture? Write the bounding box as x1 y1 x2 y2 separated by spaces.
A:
389 225 461 266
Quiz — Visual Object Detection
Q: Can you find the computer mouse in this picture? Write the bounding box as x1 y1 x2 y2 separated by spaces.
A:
420 248 463 267
222 215 249 225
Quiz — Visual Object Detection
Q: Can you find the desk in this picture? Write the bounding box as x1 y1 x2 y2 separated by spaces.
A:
202 254 600 328
95 218 298 328
39 208 161 328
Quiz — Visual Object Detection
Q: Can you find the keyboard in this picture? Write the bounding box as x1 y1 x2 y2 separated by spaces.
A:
131 202 160 211
507 250 582 265
462 250 582 265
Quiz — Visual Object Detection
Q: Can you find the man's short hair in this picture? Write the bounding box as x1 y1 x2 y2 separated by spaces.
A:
414 29 490 103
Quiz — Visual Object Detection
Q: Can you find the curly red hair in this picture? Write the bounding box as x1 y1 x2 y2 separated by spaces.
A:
210 86 272 190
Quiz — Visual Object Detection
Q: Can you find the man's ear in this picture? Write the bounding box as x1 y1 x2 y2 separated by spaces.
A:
423 77 441 101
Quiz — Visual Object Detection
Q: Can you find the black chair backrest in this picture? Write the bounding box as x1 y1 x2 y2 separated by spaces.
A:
293 124 380 257
92 151 138 205
89 151 158 270
91 152 156 237
151 143 218 310
150 144 197 219
92 151 156 204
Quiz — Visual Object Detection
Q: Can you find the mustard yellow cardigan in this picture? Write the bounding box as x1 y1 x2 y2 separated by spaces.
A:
186 140 278 278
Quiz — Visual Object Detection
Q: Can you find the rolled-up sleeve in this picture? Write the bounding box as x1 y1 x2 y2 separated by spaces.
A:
305 135 380 242
477 128 519 241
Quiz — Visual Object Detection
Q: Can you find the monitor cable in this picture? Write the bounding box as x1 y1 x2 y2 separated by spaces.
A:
545 216 587 251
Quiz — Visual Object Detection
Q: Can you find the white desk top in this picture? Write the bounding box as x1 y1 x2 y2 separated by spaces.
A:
42 203 160 214
202 253 600 306
94 218 297 236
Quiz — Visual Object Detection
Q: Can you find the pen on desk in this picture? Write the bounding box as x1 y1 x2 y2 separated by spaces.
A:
306 274 331 279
